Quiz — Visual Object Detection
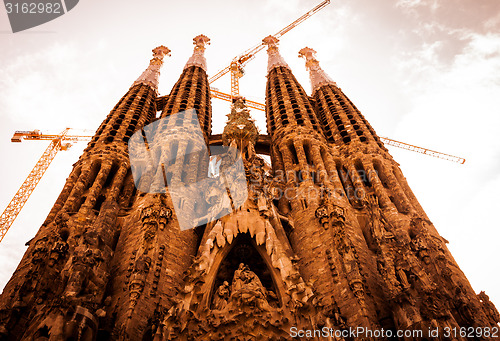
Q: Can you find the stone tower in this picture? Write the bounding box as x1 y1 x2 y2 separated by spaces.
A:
0 35 498 340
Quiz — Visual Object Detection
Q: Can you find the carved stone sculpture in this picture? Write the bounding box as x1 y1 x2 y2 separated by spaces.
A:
63 232 106 302
230 263 272 311
212 281 230 310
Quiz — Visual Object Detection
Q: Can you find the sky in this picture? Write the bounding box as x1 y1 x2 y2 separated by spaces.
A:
0 0 499 310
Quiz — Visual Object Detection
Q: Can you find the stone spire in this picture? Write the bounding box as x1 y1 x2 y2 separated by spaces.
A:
184 34 210 72
262 35 290 72
133 45 171 91
298 47 336 93
222 97 258 159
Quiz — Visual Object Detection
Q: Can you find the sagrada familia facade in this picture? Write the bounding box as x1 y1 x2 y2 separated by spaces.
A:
0 35 498 340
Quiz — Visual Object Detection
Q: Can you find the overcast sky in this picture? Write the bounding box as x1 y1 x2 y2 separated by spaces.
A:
1 0 499 309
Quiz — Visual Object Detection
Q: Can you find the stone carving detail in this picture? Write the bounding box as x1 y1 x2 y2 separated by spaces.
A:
128 253 152 317
125 250 137 287
315 205 329 228
150 245 165 297
62 232 108 304
212 281 230 311
325 249 339 281
210 263 277 314
316 188 345 229
48 238 69 268
61 305 99 341
478 291 500 323
329 214 367 305
452 284 477 324
32 236 49 265
140 196 172 250
229 263 273 311
365 193 394 242
11 236 50 308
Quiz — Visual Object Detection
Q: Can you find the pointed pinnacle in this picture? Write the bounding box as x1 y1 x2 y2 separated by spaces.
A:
153 45 171 59
262 35 279 48
263 36 289 72
298 47 317 61
193 34 210 50
132 45 170 90
184 35 210 71
298 47 336 92
298 47 320 71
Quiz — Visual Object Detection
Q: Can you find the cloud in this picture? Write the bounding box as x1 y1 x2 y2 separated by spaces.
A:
389 27 500 304
397 0 439 11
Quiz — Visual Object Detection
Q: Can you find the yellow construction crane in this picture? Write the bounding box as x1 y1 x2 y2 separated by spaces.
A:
210 88 265 111
0 129 92 243
378 136 465 164
209 0 331 98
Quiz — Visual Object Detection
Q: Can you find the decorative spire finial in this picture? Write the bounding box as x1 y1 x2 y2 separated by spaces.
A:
298 47 336 92
133 45 171 91
262 35 290 72
184 34 210 72
222 97 258 159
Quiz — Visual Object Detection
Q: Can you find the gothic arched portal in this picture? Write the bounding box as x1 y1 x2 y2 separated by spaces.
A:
208 233 282 310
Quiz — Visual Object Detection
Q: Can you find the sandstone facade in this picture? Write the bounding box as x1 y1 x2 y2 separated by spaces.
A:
0 35 498 340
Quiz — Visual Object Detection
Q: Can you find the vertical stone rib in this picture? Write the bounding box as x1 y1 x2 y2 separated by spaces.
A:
321 150 346 198
109 164 129 201
61 162 93 213
81 160 113 211
363 161 395 210
347 162 365 199
279 144 296 185
170 141 188 184
271 145 285 176
292 139 311 182
310 145 328 184
386 168 413 213
44 165 81 224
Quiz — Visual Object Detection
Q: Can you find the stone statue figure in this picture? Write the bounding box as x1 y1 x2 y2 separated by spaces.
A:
48 238 69 267
63 232 105 301
213 281 230 310
394 250 411 290
231 263 265 294
315 205 329 228
230 263 272 311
